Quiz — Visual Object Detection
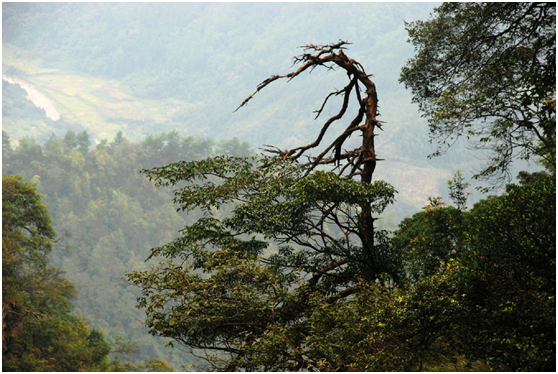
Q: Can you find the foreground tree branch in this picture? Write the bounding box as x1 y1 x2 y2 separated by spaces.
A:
400 3 556 188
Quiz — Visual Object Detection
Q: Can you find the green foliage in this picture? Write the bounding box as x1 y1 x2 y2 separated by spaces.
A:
127 154 398 370
108 335 175 372
391 172 470 282
215 137 252 158
455 173 555 370
392 200 465 283
3 129 13 154
249 170 553 371
400 3 556 185
138 357 175 372
76 130 92 155
4 4 553 369
2 174 113 371
387 172 556 371
294 171 555 371
447 171 470 211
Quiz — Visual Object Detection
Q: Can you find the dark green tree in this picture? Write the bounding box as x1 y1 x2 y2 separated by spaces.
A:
391 199 464 283
77 130 92 155
400 3 556 185
107 335 175 372
215 137 252 158
454 173 555 370
112 130 126 148
44 133 64 161
390 172 470 283
385 172 556 371
127 42 399 370
2 129 13 154
2 174 113 371
15 136 43 166
2 129 14 173
63 129 78 152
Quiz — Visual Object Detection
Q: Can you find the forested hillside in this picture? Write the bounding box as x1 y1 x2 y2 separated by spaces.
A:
3 172 181 371
3 173 113 371
3 129 251 370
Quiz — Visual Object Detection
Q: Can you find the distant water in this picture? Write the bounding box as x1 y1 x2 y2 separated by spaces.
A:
3 75 61 121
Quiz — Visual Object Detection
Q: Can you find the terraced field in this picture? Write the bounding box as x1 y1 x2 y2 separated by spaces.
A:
3 44 185 142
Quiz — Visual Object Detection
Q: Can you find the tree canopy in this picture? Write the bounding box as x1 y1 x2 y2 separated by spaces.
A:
400 3 556 185
4 4 555 371
389 172 555 370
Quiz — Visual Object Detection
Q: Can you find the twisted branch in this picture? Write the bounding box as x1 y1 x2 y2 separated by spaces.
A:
236 40 384 180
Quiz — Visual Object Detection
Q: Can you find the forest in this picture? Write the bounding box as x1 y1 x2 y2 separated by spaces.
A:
2 127 252 370
2 2 556 372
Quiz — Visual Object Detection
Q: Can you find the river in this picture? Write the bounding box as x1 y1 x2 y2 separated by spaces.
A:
3 74 61 121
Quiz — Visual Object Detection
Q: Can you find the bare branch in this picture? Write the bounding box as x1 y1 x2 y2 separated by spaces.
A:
308 258 349 287
236 41 381 183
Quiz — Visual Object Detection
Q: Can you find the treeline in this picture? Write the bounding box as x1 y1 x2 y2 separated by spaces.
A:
2 129 252 370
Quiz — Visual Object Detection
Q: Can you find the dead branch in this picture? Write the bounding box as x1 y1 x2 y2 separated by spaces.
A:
235 40 382 181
